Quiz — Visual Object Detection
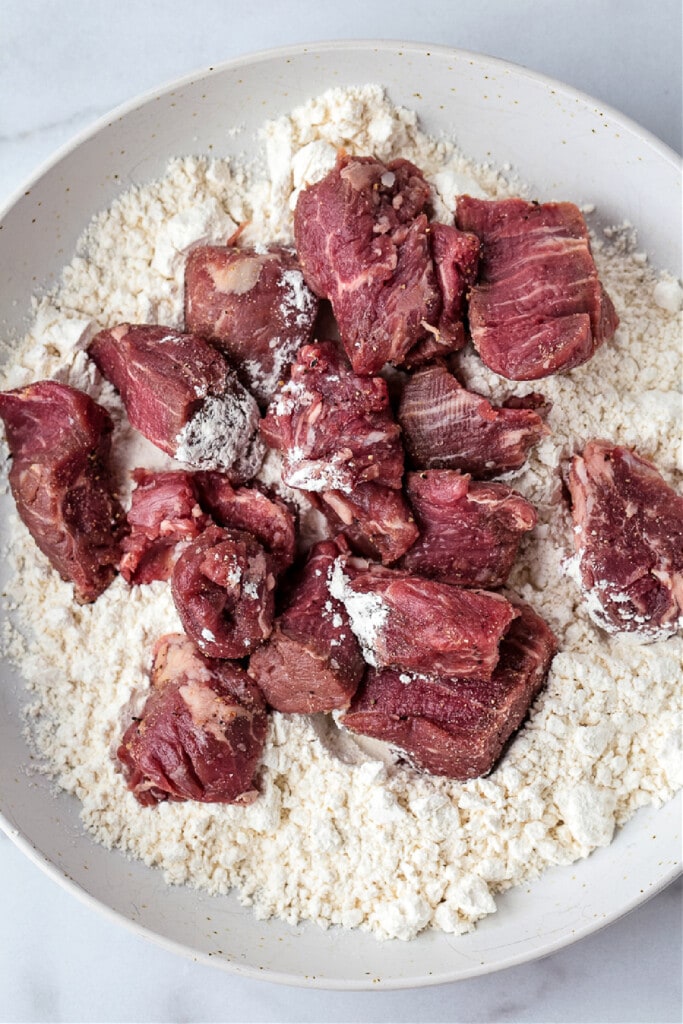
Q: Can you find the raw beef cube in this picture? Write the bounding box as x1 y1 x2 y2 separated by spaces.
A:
401 470 537 586
89 324 263 479
195 472 297 574
118 632 268 805
248 539 364 713
312 482 419 565
329 560 518 679
341 601 557 780
120 470 210 585
398 362 549 476
568 439 683 640
295 154 462 375
171 523 275 659
0 380 126 602
455 196 619 379
184 244 318 405
260 341 405 493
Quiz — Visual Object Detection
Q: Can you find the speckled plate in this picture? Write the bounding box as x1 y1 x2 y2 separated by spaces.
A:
0 41 680 989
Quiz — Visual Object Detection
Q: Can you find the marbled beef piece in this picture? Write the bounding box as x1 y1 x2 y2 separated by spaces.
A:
248 539 364 714
341 601 556 780
398 362 549 477
194 471 297 574
568 440 683 640
0 380 126 602
295 154 464 375
329 559 518 679
120 470 210 585
455 197 619 379
311 482 419 565
89 324 263 480
260 341 405 493
184 245 318 406
118 632 268 805
401 470 537 587
171 524 275 659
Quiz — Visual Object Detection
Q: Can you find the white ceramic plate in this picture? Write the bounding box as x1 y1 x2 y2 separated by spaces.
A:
0 41 680 989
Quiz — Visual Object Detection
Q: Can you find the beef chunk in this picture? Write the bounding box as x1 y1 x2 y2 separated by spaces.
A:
118 633 268 805
89 324 263 479
194 472 296 575
341 601 557 780
329 559 518 679
398 362 549 476
568 440 683 640
260 341 405 493
120 470 210 585
171 524 275 659
0 380 126 602
294 155 475 375
455 197 619 379
184 245 318 405
401 470 537 586
248 539 364 713
312 482 419 565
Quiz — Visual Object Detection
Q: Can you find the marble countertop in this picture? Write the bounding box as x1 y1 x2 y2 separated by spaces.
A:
0 2 681 1021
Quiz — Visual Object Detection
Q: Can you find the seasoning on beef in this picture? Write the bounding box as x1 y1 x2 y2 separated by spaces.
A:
248 539 364 714
568 440 683 640
398 362 549 477
184 244 318 406
260 341 405 493
88 323 263 479
312 482 419 565
118 632 268 805
0 380 126 602
120 470 210 585
294 155 476 375
455 196 619 380
171 523 275 659
194 472 297 575
401 470 537 587
329 559 518 679
341 601 557 780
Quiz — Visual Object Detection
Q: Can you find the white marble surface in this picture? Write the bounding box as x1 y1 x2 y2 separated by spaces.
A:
0 2 681 1021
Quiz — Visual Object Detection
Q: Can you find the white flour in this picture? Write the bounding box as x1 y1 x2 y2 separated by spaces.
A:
1 85 682 942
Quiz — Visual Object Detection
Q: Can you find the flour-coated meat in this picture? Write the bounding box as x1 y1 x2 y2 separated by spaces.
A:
0 380 126 602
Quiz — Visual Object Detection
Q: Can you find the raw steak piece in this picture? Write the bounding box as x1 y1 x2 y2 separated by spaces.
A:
312 483 419 565
0 380 126 602
184 245 319 405
89 324 263 479
248 539 364 713
171 524 275 659
120 470 210 585
260 341 404 493
398 362 549 476
568 440 683 640
294 155 474 375
329 560 518 679
341 601 557 779
401 470 537 586
118 633 268 805
455 196 619 379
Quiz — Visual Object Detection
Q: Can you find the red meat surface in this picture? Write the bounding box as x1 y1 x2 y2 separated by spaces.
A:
0 380 126 602
248 539 364 713
171 524 275 659
455 197 619 379
401 470 537 586
185 245 318 405
118 633 268 805
312 482 419 565
398 362 549 476
568 440 683 640
341 601 557 780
